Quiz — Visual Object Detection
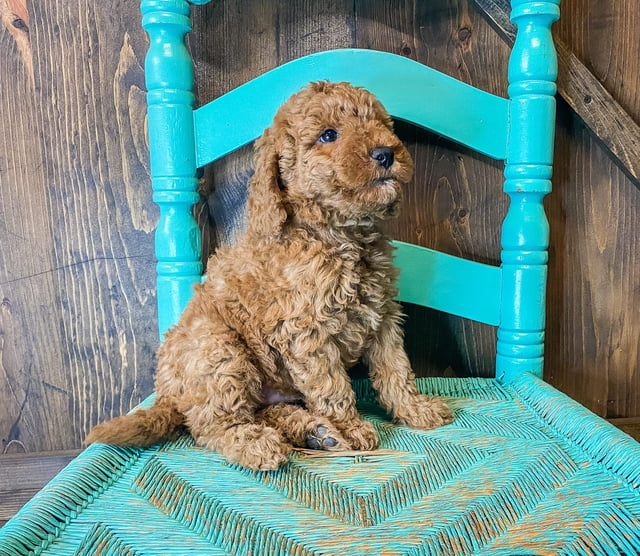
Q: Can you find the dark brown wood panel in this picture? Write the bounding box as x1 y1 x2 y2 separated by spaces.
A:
548 0 640 418
1 1 158 453
557 0 640 122
546 104 640 418
0 450 79 527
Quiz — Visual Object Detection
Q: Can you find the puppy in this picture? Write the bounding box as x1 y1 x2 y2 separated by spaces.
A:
87 81 453 470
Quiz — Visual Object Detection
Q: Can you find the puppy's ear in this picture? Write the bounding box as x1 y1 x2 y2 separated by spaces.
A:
247 124 291 239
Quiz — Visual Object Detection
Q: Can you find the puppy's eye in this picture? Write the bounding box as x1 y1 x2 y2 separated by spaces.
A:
318 129 338 144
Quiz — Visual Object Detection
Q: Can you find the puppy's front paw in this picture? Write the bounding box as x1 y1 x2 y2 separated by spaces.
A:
394 395 454 430
338 419 379 451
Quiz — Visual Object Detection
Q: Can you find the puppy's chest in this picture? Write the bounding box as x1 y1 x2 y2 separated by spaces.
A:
329 247 394 338
256 237 396 358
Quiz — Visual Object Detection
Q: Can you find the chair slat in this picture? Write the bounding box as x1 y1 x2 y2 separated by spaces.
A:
193 49 509 167
393 241 502 326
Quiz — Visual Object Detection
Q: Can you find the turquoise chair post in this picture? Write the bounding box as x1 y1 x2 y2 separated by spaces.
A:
141 0 208 338
497 0 560 383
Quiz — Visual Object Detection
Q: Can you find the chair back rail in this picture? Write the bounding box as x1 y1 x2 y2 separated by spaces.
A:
393 242 502 326
193 49 509 166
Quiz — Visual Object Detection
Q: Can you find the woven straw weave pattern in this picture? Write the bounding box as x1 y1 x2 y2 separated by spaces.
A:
1 376 639 555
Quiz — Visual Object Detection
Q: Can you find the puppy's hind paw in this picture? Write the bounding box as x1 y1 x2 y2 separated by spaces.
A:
304 424 350 451
394 395 454 430
198 424 292 471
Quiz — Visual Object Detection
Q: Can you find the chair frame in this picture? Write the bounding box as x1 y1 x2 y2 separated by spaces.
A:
144 0 556 387
2 1 639 554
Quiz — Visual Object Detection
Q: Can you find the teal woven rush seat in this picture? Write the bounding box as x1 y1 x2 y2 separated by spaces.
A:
2 0 640 554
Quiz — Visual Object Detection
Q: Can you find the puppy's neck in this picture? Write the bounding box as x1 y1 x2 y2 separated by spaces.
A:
284 209 383 251
335 215 375 229
285 198 376 229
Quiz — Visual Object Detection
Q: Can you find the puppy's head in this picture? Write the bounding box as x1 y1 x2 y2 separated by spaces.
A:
248 81 414 237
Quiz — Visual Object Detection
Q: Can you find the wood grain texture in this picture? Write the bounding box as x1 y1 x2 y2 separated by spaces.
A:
557 0 640 123
0 449 79 527
0 0 638 457
0 0 158 452
0 0 33 88
472 0 640 186
549 0 640 418
556 39 640 186
546 105 640 418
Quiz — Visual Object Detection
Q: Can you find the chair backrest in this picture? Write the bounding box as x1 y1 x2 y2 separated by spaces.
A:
141 0 560 384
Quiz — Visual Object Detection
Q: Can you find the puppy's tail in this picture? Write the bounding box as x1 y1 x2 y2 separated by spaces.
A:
86 398 185 448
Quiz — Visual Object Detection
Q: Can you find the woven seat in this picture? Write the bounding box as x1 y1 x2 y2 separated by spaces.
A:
2 377 639 554
2 0 639 554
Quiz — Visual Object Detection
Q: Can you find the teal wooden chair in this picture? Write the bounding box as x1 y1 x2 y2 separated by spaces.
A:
2 0 639 554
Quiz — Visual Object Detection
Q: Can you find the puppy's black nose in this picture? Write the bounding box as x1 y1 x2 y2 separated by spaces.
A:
370 146 395 169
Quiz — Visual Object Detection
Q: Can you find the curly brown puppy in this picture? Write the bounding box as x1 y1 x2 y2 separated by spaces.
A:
87 81 453 470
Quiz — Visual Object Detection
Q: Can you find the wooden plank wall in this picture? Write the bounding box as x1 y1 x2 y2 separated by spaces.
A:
0 0 158 453
0 0 637 454
550 0 640 421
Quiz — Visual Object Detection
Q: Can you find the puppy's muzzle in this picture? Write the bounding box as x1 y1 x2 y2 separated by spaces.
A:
370 146 395 169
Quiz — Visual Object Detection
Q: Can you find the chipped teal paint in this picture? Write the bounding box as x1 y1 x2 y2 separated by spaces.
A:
193 49 509 166
142 0 203 338
393 241 502 326
497 0 560 383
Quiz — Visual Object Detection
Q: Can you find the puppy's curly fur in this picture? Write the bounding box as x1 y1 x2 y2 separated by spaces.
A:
87 82 453 470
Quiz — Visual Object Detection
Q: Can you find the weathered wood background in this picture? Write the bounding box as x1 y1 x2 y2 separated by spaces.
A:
0 0 638 454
